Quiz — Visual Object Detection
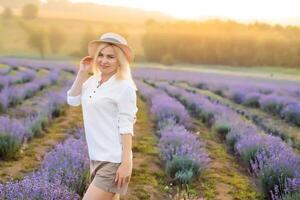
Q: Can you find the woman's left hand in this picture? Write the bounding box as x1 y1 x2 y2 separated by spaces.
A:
115 160 132 188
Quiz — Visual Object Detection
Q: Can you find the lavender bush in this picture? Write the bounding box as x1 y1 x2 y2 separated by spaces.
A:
158 123 209 168
0 116 26 159
136 80 209 188
156 80 300 199
0 85 70 159
150 91 190 129
0 173 80 200
0 128 89 199
41 136 90 196
133 67 300 127
281 103 300 126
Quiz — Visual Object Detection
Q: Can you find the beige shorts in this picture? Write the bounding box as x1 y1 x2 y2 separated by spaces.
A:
89 160 129 195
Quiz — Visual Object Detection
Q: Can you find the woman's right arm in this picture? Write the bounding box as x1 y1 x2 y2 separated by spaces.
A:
67 56 93 106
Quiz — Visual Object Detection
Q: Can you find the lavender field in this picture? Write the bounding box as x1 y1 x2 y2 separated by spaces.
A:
133 67 300 200
0 58 300 200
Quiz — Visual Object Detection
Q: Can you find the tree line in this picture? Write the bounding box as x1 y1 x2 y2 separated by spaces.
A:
142 20 300 67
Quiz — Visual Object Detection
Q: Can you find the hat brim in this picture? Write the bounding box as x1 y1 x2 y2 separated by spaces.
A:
88 40 133 63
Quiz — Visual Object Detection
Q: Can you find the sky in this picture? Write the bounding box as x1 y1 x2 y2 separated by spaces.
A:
62 0 300 25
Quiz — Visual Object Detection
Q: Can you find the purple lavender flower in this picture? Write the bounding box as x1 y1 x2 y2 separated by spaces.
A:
0 116 27 159
150 91 190 128
41 137 89 195
281 103 300 126
250 135 300 199
259 95 290 115
243 92 261 108
0 172 80 200
0 128 88 198
159 124 209 169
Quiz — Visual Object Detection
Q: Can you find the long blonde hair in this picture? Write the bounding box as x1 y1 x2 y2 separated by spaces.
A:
92 43 137 91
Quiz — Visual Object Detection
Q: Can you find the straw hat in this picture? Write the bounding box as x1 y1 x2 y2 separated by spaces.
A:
88 32 133 63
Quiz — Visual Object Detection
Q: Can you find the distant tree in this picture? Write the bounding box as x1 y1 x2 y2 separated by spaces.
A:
161 53 175 66
80 26 97 55
142 20 300 67
2 7 13 19
48 26 67 54
145 19 157 27
22 4 39 19
19 21 47 58
28 27 47 58
0 1 40 9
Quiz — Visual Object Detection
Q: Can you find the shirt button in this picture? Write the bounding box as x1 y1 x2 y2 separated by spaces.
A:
89 96 91 98
93 91 96 93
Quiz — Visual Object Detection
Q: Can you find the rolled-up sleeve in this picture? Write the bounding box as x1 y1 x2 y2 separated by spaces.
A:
67 89 81 107
117 86 138 136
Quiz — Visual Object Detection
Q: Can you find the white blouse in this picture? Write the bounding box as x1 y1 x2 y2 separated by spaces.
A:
66 73 138 163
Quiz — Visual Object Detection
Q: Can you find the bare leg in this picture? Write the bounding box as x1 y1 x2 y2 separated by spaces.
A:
112 194 120 200
82 183 114 200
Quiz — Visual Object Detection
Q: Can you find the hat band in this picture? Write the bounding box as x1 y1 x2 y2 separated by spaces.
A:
101 37 123 44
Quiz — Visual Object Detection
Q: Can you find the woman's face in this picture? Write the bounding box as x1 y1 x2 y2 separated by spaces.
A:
96 45 119 75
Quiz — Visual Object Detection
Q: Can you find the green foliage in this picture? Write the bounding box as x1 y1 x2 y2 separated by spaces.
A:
160 53 175 66
19 22 47 58
80 26 98 56
48 26 67 54
143 20 300 67
22 4 39 19
243 97 260 108
2 7 13 19
201 111 215 127
0 134 22 160
259 167 294 199
76 169 90 197
27 28 47 58
282 193 300 200
214 122 231 138
240 147 259 168
166 156 200 185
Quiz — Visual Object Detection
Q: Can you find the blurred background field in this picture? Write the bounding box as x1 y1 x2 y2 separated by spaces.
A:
0 0 300 200
0 0 300 71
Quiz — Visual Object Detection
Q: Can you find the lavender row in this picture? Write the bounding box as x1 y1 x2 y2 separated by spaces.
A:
0 57 76 74
133 68 300 100
0 69 60 112
0 128 89 199
0 64 11 75
179 82 300 150
153 80 300 200
0 67 37 89
133 68 300 126
193 82 300 127
0 84 71 160
136 80 209 187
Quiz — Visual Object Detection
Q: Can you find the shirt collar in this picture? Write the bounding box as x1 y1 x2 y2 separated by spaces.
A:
97 73 117 85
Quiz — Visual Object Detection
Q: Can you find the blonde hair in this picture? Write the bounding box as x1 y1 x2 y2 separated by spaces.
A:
92 43 137 91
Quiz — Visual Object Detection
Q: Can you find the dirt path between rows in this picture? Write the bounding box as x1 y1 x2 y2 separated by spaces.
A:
192 119 262 200
0 106 83 182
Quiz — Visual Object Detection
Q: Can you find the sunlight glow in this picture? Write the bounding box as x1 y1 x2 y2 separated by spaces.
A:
64 0 299 25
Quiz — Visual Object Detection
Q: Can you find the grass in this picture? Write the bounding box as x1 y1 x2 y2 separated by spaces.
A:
134 62 300 82
0 105 84 183
194 120 263 200
153 80 263 199
122 96 169 200
0 64 8 69
0 65 82 181
178 82 300 152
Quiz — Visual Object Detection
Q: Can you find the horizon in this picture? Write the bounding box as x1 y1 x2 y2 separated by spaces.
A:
62 0 300 26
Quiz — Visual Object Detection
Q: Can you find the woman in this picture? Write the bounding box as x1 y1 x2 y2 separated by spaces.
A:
67 32 138 200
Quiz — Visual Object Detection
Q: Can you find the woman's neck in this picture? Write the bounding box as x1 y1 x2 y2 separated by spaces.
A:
100 72 116 83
